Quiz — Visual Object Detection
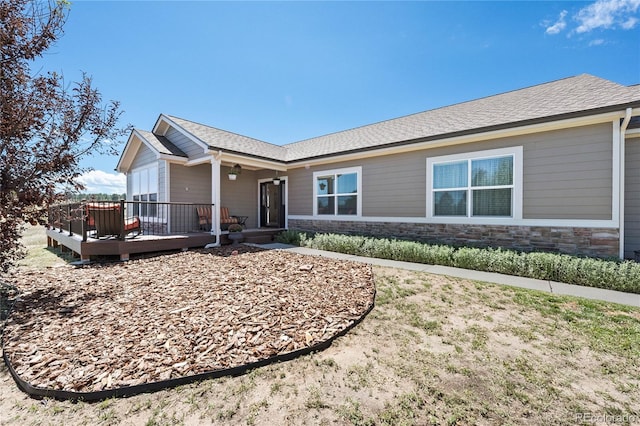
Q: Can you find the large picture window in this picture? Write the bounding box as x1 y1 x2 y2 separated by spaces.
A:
131 165 158 217
427 147 522 219
313 167 361 216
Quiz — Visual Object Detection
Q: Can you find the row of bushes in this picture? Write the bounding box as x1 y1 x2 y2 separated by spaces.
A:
276 231 640 294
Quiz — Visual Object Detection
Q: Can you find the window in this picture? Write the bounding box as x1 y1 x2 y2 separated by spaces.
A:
313 167 361 216
427 147 522 219
131 165 158 217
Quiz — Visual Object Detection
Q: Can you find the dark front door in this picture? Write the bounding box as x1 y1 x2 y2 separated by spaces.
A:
260 181 285 228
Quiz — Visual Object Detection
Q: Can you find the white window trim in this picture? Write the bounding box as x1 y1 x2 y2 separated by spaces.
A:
130 163 160 218
130 164 159 197
312 166 362 217
426 146 523 222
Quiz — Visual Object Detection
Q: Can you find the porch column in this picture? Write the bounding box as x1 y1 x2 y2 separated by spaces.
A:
211 155 222 246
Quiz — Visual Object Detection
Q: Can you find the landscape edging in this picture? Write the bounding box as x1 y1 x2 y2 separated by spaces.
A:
2 289 375 402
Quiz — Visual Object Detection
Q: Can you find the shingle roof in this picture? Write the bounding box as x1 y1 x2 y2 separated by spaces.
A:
157 74 640 163
283 74 640 161
164 116 288 162
136 129 187 158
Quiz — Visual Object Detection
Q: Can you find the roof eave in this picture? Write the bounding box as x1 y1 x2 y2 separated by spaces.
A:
116 130 144 173
207 146 287 165
286 103 640 164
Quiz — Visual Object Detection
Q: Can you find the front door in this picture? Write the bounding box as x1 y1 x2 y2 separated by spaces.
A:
260 181 285 228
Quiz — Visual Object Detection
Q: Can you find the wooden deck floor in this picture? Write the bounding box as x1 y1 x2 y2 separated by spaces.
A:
46 228 283 261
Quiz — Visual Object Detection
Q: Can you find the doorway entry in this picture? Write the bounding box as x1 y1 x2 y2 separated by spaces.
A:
260 181 285 228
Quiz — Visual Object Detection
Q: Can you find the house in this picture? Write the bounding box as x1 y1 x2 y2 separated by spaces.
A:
116 74 640 259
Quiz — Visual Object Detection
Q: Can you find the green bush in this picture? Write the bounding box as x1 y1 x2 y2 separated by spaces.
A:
300 233 640 294
275 229 306 245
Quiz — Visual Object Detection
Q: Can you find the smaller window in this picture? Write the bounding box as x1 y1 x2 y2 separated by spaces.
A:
313 167 362 216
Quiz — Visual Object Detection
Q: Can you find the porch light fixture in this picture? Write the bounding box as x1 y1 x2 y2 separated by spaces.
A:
272 171 281 186
228 164 241 181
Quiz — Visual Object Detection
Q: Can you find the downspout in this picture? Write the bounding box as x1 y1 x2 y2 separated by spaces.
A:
209 150 223 247
619 108 632 259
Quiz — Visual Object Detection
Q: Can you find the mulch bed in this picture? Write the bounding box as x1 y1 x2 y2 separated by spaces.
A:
2 247 375 393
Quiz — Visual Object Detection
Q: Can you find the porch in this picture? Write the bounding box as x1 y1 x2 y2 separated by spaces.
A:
46 200 283 261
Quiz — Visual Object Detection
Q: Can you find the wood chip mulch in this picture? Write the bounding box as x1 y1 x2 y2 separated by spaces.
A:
2 247 375 393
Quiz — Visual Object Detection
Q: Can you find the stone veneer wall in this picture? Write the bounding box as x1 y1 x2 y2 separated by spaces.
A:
289 219 620 259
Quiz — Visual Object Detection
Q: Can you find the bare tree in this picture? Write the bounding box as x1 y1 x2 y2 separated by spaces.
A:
0 0 131 272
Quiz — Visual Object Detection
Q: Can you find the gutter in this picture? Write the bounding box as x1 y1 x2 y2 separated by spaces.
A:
619 108 633 259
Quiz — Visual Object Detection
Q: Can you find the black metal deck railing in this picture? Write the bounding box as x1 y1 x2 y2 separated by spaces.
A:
47 200 216 241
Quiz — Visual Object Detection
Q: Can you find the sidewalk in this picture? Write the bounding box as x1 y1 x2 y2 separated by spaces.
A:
256 243 640 308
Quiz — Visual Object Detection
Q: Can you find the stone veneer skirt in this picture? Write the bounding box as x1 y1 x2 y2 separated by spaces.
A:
289 219 619 259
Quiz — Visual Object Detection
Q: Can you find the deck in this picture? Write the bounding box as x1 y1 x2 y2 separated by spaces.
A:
47 227 284 261
46 200 285 261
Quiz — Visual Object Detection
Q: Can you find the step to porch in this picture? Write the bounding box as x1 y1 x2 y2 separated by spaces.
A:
221 228 284 245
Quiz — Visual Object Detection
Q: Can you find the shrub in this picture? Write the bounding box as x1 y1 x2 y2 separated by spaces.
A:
275 230 306 245
301 233 640 294
227 224 243 233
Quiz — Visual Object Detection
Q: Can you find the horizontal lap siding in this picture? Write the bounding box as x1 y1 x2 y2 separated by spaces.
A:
167 164 211 233
288 123 614 221
165 127 208 160
362 154 426 216
169 164 211 204
158 161 166 202
287 168 313 215
625 138 640 258
287 156 426 217
221 166 259 228
523 123 612 220
130 143 156 169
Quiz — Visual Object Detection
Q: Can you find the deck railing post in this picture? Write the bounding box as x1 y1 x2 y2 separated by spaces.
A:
67 203 73 236
119 199 125 241
58 204 63 233
81 201 88 242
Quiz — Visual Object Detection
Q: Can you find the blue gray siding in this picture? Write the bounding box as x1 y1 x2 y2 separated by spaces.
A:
625 137 640 259
169 163 211 204
130 143 157 170
288 123 614 221
165 127 209 161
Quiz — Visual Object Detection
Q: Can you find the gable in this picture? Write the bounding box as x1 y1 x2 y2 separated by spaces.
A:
130 142 157 170
161 115 288 162
117 129 188 173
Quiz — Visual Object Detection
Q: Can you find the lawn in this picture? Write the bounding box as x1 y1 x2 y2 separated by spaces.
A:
0 226 639 425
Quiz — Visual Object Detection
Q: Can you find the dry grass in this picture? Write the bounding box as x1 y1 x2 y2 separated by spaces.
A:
1 226 639 425
16 225 74 269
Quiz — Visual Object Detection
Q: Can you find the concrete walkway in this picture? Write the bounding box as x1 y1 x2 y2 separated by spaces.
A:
256 243 640 308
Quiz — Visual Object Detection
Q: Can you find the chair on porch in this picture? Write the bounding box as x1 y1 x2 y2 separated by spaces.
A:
220 207 242 229
196 206 213 231
196 206 243 231
86 203 141 239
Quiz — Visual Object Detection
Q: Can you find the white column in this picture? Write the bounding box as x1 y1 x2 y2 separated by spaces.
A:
211 155 222 246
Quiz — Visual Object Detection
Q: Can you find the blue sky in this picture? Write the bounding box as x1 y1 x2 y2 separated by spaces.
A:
36 0 640 193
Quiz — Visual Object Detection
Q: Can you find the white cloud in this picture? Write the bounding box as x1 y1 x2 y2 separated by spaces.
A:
588 38 606 45
76 170 126 194
621 16 639 28
575 0 640 33
545 10 568 35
